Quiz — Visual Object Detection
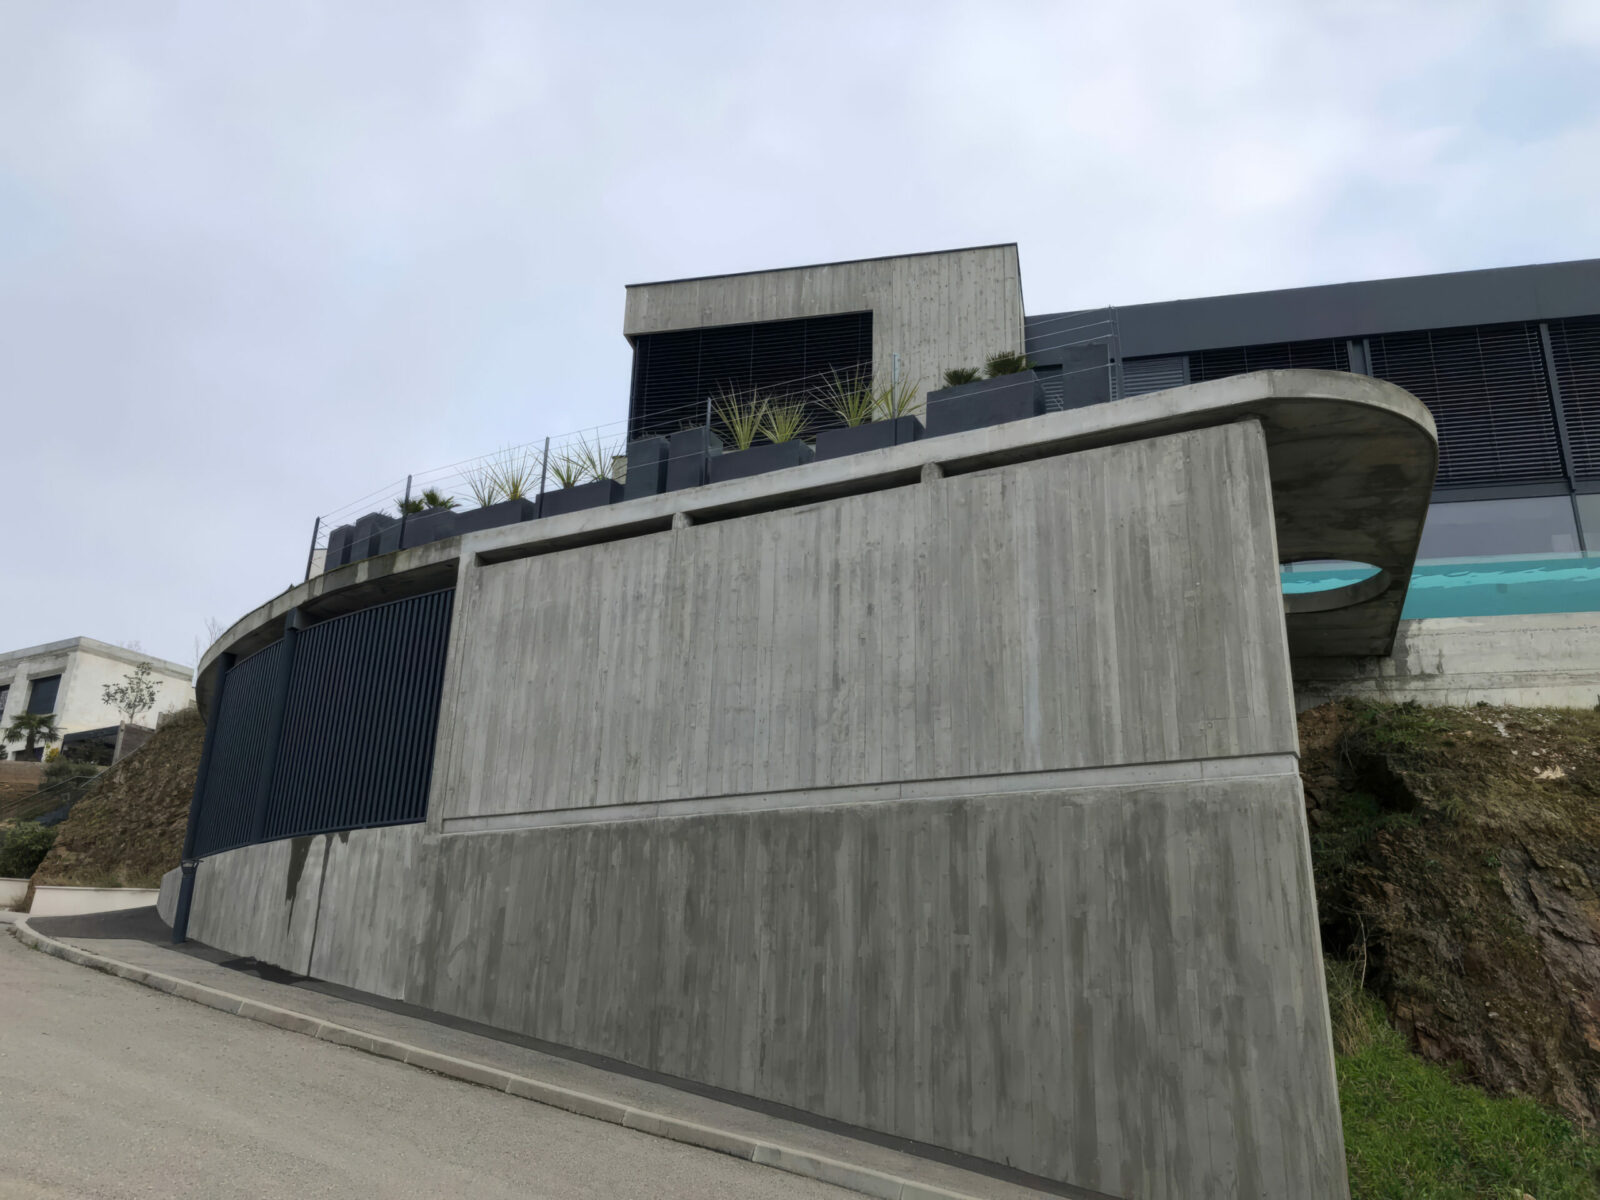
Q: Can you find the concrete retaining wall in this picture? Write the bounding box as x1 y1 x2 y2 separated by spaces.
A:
189 422 1347 1198
156 866 182 926
30 885 160 917
0 877 28 909
1294 610 1600 710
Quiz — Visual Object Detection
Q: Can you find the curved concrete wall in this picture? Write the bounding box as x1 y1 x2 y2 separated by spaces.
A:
191 419 1348 1198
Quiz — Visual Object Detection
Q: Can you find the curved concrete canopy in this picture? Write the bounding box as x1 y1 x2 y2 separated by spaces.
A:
200 368 1436 706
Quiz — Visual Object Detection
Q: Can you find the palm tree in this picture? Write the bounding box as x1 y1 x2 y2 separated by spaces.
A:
4 712 60 761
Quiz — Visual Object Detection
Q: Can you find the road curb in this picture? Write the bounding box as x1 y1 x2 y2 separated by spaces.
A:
10 919 987 1200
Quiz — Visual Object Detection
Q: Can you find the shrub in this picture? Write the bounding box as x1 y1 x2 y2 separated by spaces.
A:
713 386 768 451
41 759 101 788
760 397 808 444
943 366 981 387
0 822 56 879
820 369 876 427
983 351 1032 377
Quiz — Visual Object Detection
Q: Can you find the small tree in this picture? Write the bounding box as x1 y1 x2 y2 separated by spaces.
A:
102 661 163 725
4 712 60 760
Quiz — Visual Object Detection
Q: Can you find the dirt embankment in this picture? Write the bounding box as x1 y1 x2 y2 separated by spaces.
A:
1302 699 1600 1128
31 706 205 889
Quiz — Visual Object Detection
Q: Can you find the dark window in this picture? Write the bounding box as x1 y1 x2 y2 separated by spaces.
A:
0 685 9 715
1368 323 1563 489
1546 315 1600 480
1416 496 1580 560
628 312 873 441
27 674 60 714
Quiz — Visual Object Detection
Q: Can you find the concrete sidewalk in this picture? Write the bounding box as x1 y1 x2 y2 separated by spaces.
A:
11 910 1083 1200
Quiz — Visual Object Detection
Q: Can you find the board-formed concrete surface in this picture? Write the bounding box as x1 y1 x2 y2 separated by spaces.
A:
183 401 1432 1198
622 245 1027 414
1294 610 1600 709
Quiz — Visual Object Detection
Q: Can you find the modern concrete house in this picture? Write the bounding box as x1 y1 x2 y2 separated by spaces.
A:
0 638 194 761
173 244 1599 1198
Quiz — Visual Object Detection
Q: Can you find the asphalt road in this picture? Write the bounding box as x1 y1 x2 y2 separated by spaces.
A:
0 932 851 1199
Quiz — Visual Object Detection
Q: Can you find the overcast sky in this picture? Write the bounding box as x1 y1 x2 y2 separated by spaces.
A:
3 0 1599 668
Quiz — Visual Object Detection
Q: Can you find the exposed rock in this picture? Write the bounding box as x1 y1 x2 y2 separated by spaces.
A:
1303 700 1600 1128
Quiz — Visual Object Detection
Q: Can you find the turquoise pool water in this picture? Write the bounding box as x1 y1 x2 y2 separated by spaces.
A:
1280 556 1600 619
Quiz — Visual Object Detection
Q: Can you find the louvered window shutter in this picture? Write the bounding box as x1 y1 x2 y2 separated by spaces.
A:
1547 315 1600 481
1120 355 1190 396
1368 323 1563 489
630 313 872 441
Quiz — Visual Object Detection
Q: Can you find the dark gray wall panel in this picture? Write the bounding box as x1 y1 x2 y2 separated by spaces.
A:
1091 258 1600 357
193 641 283 857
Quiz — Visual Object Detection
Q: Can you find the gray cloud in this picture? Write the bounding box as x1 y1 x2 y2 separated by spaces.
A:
2 0 1597 664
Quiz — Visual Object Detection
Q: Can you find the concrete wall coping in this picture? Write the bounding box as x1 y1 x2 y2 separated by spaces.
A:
199 368 1436 697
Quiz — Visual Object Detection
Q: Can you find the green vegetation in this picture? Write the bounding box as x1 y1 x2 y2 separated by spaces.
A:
821 368 876 427
712 386 768 451
760 397 808 444
942 366 981 387
0 822 56 878
101 661 163 725
983 350 1031 377
1330 959 1600 1199
4 711 59 760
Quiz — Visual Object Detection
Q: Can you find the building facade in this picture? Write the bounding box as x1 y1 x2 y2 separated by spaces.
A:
0 638 194 761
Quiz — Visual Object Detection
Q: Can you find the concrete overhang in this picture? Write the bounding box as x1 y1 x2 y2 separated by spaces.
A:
199 369 1435 708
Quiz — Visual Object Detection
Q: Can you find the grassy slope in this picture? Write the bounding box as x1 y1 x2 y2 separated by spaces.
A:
30 706 203 888
1331 958 1600 1199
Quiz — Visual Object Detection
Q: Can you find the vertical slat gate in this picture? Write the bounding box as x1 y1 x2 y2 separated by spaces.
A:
190 588 454 855
192 641 285 856
265 588 454 840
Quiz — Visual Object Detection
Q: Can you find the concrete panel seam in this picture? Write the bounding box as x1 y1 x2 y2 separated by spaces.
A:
441 753 1303 835
6 920 1023 1200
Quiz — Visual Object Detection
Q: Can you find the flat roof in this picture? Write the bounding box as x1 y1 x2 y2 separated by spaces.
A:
1028 256 1600 358
627 243 1019 290
0 637 193 677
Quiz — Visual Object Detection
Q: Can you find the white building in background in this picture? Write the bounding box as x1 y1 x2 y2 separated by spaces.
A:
0 638 194 761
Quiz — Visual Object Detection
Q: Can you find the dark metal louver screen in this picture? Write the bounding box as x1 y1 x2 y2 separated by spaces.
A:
629 312 873 440
1120 355 1190 397
1368 322 1562 489
1547 315 1600 480
191 589 454 857
265 589 453 840
193 641 284 856
1187 337 1351 382
26 674 61 714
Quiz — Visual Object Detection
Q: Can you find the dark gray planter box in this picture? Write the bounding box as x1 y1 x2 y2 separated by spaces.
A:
623 437 670 501
401 507 459 549
324 524 355 572
924 371 1045 437
539 479 622 518
454 497 537 535
666 428 723 491
814 416 923 462
709 440 814 483
349 512 400 564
